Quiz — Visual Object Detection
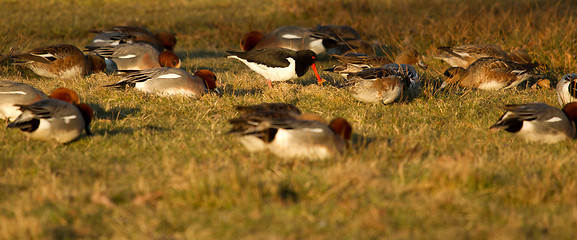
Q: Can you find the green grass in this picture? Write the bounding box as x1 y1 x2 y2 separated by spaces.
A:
2 0 577 239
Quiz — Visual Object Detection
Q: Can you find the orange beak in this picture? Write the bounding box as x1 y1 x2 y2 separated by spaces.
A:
311 63 325 86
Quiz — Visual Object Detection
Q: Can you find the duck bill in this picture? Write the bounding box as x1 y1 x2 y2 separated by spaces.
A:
311 63 324 86
417 58 428 70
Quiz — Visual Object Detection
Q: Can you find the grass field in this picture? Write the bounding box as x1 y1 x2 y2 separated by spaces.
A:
2 0 577 239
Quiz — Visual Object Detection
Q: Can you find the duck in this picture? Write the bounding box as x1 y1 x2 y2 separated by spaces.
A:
0 82 84 122
435 44 513 68
240 26 339 54
342 67 406 104
325 52 392 78
309 25 373 54
93 43 181 72
227 47 323 88
441 57 535 90
86 26 176 52
436 44 538 68
228 103 352 159
7 96 93 144
104 68 219 97
235 102 302 117
490 102 577 143
325 48 427 78
556 73 577 106
0 81 48 121
11 44 116 78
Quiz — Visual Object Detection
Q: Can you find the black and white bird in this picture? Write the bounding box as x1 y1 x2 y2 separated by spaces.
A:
490 102 577 143
7 98 93 144
226 48 323 88
228 103 352 159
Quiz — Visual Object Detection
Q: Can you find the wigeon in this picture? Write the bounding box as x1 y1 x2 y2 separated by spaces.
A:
325 52 393 78
382 63 422 98
104 68 219 97
11 44 116 78
343 67 406 104
47 87 81 105
235 102 302 117
556 73 577 106
0 82 83 122
240 26 339 54
326 49 427 77
227 48 323 88
7 98 93 144
509 49 534 64
86 26 176 51
310 25 372 54
435 44 513 68
228 103 352 159
441 57 536 90
436 44 538 68
93 43 180 71
0 81 48 121
490 102 577 143
312 25 362 42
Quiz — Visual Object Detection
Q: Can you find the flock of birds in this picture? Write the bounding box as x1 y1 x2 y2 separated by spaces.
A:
1 24 577 159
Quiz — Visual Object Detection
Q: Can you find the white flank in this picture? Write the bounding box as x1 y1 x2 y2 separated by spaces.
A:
118 54 137 59
93 39 105 43
479 81 506 90
270 129 334 159
546 117 563 123
62 115 77 124
0 104 21 121
161 88 196 97
158 73 182 79
518 121 567 144
58 65 83 79
308 39 325 54
0 91 26 95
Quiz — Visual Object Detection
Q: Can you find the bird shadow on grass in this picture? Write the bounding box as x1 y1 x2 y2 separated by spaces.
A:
220 83 263 97
91 124 170 138
176 50 224 60
297 73 346 88
350 133 376 151
91 104 141 122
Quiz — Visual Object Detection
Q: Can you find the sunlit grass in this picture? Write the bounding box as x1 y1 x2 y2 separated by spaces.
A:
2 0 577 239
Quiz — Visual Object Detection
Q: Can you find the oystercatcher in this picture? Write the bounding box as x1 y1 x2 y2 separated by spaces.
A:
226 47 323 88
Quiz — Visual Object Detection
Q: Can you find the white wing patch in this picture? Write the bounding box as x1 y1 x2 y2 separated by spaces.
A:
62 115 77 124
158 73 182 79
93 39 105 43
301 128 324 133
34 53 55 58
0 91 26 95
118 54 137 59
282 34 302 39
511 70 526 74
546 117 563 123
455 52 470 57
